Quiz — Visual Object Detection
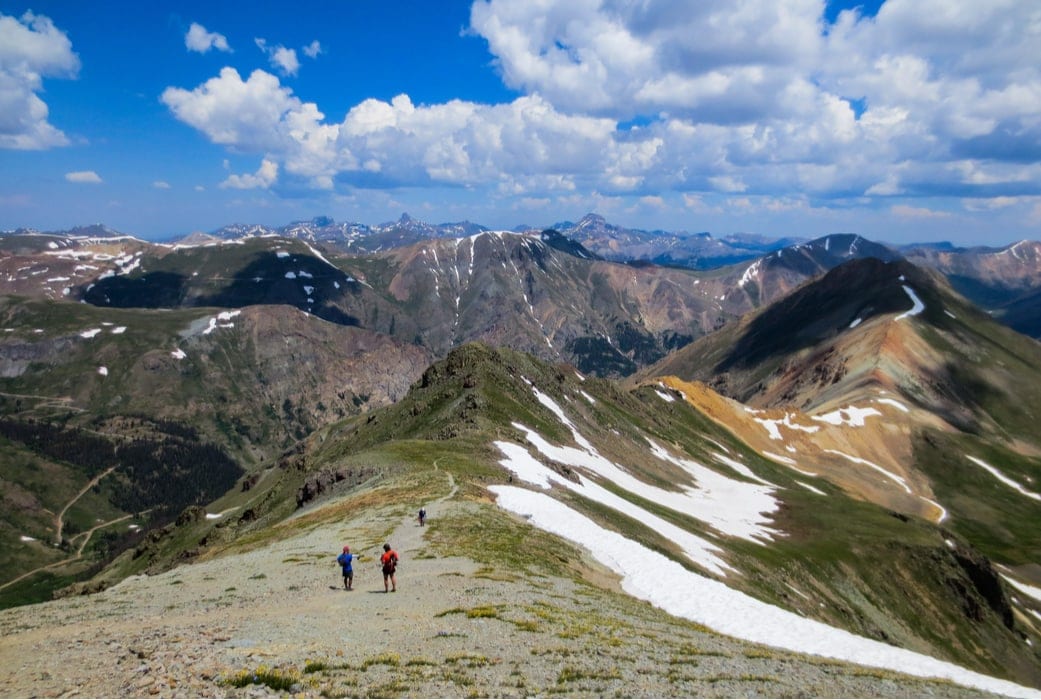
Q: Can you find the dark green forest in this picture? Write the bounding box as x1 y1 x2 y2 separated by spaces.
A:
0 417 243 522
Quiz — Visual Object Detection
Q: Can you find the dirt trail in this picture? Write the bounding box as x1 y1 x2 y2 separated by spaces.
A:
54 465 117 544
0 466 128 593
0 477 981 699
0 513 136 593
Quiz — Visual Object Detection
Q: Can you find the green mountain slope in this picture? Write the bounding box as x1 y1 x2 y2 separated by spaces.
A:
72 343 1041 688
3 234 1041 692
0 293 431 605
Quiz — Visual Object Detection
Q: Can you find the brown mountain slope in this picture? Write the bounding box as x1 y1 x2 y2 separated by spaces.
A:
0 298 432 463
655 376 948 522
637 257 1041 524
642 258 1041 436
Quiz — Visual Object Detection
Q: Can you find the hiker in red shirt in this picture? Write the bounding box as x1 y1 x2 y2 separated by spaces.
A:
380 543 398 593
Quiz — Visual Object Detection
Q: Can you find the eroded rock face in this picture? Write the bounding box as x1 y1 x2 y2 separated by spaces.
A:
948 542 1014 628
0 336 77 377
295 467 375 508
176 506 206 527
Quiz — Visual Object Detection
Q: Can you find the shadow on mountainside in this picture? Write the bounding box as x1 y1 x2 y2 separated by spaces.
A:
717 258 920 373
82 252 363 327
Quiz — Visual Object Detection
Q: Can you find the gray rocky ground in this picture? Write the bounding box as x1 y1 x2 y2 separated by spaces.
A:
0 490 986 698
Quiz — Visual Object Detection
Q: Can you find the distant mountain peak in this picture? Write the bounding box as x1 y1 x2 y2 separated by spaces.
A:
58 223 128 239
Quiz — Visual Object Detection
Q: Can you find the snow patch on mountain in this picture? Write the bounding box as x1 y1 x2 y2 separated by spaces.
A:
202 310 242 335
797 481 828 496
655 388 675 402
708 451 773 486
494 438 733 576
812 405 881 427
738 260 761 288
304 242 337 269
762 451 798 467
1000 572 1041 604
746 409 820 441
875 397 909 413
489 486 1039 698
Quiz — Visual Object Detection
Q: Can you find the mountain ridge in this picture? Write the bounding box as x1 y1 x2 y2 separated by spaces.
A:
7 342 1037 695
4 219 1041 695
9 215 1041 342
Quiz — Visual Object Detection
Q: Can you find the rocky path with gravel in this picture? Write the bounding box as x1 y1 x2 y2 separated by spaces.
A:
0 484 987 698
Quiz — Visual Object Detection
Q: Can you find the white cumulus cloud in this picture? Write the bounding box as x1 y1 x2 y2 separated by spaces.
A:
161 68 630 192
185 22 230 53
221 158 278 189
255 38 300 77
153 180 171 189
0 11 79 150
161 0 1041 222
303 40 322 59
65 170 102 184
162 67 303 152
470 0 823 123
466 0 1041 203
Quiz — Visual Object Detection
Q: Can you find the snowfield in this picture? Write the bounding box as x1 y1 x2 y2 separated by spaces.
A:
486 383 1036 694
490 485 1040 698
520 383 781 544
495 438 733 576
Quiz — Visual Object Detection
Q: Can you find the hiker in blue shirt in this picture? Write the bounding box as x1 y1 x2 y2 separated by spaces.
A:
336 545 355 590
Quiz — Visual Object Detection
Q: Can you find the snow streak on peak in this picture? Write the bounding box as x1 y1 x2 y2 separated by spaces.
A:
848 235 861 257
967 456 1041 502
895 284 925 321
738 259 761 289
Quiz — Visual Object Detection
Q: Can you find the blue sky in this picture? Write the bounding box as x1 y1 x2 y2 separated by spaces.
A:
1 1 1039 245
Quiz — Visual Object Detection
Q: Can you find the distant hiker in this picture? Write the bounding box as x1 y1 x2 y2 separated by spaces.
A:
336 545 354 591
380 543 398 593
418 508 426 526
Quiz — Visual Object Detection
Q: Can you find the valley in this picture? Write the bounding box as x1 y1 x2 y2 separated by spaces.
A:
2 218 1041 696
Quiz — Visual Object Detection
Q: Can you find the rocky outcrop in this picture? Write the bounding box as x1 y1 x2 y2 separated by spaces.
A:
947 539 1014 628
0 336 78 377
296 467 375 508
